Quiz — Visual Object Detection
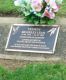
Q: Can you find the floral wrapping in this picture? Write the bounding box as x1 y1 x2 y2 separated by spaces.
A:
14 0 63 19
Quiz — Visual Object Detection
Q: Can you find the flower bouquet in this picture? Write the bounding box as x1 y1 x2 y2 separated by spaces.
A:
14 0 63 24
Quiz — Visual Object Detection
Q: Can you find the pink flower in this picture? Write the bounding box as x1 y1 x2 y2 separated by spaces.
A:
53 5 60 12
50 1 59 12
31 0 43 12
45 0 59 12
14 0 22 6
42 9 55 19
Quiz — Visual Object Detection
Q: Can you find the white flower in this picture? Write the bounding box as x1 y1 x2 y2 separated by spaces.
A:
31 0 43 12
14 0 22 6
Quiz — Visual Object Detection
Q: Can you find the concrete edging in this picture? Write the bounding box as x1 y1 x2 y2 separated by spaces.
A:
0 17 66 25
0 54 61 61
0 17 24 24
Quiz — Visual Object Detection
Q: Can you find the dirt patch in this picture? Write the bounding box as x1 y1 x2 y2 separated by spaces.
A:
0 59 66 70
0 13 21 17
0 59 32 70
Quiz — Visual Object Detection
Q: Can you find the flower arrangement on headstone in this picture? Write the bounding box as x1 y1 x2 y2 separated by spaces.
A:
5 0 63 54
14 0 63 24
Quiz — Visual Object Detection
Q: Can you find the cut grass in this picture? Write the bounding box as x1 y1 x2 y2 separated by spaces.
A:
57 0 66 16
0 0 20 16
0 63 66 80
0 0 66 16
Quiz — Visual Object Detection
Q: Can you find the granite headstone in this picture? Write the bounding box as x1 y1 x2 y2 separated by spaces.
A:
5 24 60 54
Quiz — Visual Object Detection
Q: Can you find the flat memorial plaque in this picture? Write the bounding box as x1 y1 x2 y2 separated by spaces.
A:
5 24 60 54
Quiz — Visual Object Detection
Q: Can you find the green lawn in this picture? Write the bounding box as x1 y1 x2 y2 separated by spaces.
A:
0 0 66 16
0 63 66 80
57 0 66 16
0 0 19 16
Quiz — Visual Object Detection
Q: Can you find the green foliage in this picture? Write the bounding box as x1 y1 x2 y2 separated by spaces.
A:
57 0 66 16
0 63 66 80
24 13 56 25
20 0 32 16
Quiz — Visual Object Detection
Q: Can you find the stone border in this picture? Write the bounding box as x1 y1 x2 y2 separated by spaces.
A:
0 17 66 25
0 17 65 61
0 54 61 61
0 17 24 24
